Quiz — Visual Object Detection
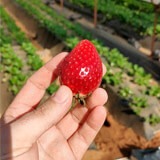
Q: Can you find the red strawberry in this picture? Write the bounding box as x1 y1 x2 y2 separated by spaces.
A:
59 39 103 98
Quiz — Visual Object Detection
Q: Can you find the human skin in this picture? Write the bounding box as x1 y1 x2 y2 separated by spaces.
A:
0 52 108 160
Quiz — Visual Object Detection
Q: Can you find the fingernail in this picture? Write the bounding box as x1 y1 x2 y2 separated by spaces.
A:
52 86 69 103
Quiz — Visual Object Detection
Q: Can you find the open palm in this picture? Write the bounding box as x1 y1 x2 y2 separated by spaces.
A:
1 52 107 160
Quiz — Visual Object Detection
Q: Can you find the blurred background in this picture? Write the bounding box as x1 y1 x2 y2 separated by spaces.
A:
0 0 160 159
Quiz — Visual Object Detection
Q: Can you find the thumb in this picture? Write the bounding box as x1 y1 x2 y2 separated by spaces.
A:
12 85 72 143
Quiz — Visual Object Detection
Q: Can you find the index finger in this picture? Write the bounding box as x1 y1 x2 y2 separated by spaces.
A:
4 52 68 121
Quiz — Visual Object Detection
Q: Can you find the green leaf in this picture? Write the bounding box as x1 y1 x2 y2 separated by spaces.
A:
47 83 59 95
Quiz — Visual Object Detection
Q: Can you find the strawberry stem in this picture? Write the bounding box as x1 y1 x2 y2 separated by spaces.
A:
78 98 86 106
71 93 91 110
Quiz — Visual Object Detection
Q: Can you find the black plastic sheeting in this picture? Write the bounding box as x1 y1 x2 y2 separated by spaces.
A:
132 147 160 160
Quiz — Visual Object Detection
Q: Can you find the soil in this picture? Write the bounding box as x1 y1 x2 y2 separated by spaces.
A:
1 1 160 160
82 114 160 160
0 73 14 117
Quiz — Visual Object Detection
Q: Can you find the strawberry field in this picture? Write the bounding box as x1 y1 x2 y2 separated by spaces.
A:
0 0 160 159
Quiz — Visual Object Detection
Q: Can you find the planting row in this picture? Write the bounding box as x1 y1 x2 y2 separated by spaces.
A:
65 0 160 36
15 0 92 40
0 6 58 94
108 0 154 12
0 6 43 69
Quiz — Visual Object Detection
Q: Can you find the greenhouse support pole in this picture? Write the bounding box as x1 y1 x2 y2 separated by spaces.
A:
60 0 64 10
150 4 159 57
94 0 98 27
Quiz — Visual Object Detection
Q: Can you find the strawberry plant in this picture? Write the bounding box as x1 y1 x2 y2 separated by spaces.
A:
133 73 151 86
118 87 133 98
27 54 43 70
113 0 154 13
145 86 160 99
127 64 144 76
46 83 59 95
128 64 152 86
0 65 3 72
9 74 27 86
106 49 132 70
145 24 160 38
104 71 122 86
146 114 160 126
133 96 147 108
22 43 43 70
128 96 148 115
21 42 37 56
65 37 79 49
0 27 12 44
0 45 23 71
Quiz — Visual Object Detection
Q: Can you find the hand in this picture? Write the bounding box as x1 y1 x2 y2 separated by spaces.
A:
0 52 108 160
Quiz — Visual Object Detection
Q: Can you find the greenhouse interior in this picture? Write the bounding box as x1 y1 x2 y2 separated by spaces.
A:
0 0 160 160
